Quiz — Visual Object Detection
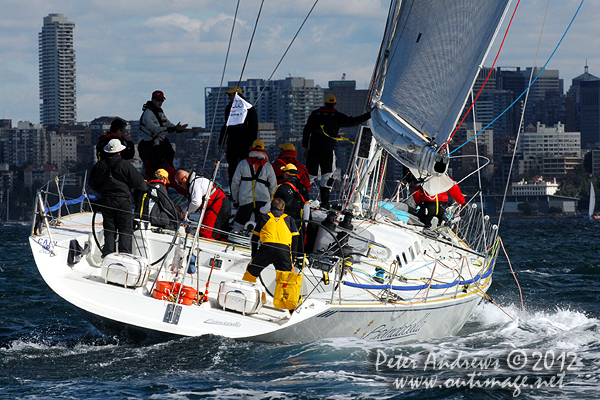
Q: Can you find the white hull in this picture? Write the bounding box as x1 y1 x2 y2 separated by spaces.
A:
29 209 494 344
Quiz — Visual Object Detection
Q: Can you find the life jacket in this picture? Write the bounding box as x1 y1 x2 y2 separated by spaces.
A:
138 180 162 220
140 101 168 140
260 212 293 247
279 181 307 219
187 172 225 209
241 155 270 205
280 181 306 203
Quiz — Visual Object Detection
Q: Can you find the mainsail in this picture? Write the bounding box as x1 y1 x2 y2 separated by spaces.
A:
369 0 510 183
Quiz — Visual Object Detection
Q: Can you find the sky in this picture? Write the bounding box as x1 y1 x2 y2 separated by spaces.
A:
0 0 597 129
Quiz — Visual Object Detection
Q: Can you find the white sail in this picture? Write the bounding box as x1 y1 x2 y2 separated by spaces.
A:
370 0 510 180
589 182 595 218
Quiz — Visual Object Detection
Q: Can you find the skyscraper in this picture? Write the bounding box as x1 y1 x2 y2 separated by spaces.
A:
39 13 76 126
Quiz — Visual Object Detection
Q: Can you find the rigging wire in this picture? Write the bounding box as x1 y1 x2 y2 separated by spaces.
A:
235 0 265 89
440 0 522 153
469 89 489 251
213 0 265 168
449 0 585 156
254 0 320 106
200 0 242 173
192 2 265 262
497 0 551 228
340 0 395 205
500 237 524 311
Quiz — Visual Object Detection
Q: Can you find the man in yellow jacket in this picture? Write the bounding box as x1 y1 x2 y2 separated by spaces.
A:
242 198 300 283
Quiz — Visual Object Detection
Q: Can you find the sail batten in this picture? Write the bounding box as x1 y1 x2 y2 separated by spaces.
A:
370 0 510 177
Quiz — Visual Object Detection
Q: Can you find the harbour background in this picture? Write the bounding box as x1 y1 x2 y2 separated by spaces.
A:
1 219 600 399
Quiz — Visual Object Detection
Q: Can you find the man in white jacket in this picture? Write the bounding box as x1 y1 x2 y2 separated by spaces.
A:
230 140 277 233
174 170 231 240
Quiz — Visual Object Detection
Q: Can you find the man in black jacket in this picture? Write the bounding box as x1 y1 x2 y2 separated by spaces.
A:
218 86 258 190
138 90 188 195
302 94 371 208
96 118 135 161
90 139 149 257
136 169 179 230
272 164 309 220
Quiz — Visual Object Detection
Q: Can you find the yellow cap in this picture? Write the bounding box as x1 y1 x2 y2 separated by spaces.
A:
155 168 170 183
281 163 299 174
279 142 295 151
325 94 337 104
252 139 265 150
225 86 242 94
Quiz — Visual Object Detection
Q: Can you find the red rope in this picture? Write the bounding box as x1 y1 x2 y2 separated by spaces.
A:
440 0 521 152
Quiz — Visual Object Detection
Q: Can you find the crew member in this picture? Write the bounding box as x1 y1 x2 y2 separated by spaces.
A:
136 169 179 230
271 142 311 191
242 198 299 283
89 139 148 257
174 170 231 240
272 164 309 220
230 139 277 233
218 86 258 189
413 181 465 228
138 90 189 195
302 94 371 209
96 118 135 161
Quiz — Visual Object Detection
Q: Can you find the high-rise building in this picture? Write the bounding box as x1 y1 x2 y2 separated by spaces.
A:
39 13 76 126
518 122 581 179
459 67 523 138
572 65 600 148
580 79 600 148
565 65 600 133
520 67 565 127
49 132 77 172
1 122 48 167
521 67 563 104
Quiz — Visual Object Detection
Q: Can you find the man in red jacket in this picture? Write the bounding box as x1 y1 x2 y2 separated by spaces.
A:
272 142 311 192
413 181 465 228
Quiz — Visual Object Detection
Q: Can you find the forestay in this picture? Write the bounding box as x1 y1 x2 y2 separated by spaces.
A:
370 0 510 180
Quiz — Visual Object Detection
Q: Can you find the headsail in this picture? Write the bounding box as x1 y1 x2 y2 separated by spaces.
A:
369 0 510 184
589 182 595 218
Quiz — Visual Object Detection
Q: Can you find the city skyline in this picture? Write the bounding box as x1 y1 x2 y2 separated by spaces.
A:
1 1 597 128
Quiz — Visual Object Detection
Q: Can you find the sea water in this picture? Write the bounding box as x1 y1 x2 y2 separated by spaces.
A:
1 219 599 399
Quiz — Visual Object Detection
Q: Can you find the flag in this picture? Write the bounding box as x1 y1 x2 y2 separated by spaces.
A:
226 93 253 126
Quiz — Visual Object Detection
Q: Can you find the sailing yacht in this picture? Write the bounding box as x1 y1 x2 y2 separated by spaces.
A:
28 1 510 343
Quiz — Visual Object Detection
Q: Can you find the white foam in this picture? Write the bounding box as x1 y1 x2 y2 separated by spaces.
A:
0 338 119 359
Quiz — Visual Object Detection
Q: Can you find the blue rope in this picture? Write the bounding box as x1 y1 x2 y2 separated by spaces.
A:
449 0 585 155
45 194 99 212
